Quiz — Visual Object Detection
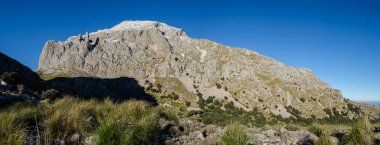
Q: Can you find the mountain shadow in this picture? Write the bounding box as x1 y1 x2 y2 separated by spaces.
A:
0 52 43 91
45 77 157 105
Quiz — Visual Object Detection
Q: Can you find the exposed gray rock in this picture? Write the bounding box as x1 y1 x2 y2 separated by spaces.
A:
253 129 281 144
69 133 82 144
38 20 380 118
280 127 318 145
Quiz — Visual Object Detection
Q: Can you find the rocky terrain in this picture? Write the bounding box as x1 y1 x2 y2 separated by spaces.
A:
38 20 380 120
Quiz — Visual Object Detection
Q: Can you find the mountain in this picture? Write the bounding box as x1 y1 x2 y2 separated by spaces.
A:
37 20 380 120
0 52 42 91
360 101 380 108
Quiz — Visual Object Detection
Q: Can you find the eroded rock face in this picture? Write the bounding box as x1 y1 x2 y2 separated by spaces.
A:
38 20 380 118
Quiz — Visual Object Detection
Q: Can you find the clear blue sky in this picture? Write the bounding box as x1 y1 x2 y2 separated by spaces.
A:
0 0 379 101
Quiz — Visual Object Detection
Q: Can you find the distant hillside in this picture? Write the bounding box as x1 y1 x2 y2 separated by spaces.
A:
0 52 42 91
360 101 380 108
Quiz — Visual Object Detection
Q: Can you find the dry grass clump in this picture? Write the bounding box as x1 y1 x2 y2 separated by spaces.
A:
0 96 178 144
0 112 25 145
219 122 249 145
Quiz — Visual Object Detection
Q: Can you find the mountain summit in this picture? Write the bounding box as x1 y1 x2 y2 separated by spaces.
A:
38 20 380 119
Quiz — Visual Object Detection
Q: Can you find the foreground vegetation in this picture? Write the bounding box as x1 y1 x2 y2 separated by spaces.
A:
217 116 379 145
1 71 380 145
1 97 379 145
0 97 178 145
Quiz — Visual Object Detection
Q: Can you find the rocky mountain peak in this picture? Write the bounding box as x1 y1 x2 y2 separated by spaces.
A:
37 20 380 119
111 20 161 30
89 20 188 38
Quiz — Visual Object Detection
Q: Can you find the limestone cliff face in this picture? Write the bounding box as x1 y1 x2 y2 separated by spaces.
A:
38 21 379 118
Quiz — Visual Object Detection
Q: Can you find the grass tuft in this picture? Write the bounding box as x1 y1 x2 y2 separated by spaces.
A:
314 135 334 145
219 122 249 145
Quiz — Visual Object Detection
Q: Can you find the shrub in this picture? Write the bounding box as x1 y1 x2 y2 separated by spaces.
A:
314 135 334 145
216 83 222 89
1 72 19 87
219 122 248 145
156 106 179 124
343 115 374 145
198 97 206 109
214 100 221 106
173 95 179 100
42 89 61 101
185 101 191 107
308 126 324 137
285 124 300 131
188 110 197 116
206 96 215 104
165 92 180 100
224 101 235 110
300 98 306 103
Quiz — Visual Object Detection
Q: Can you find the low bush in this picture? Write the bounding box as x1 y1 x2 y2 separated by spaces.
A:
198 97 206 109
219 122 248 145
314 135 334 145
216 83 222 89
42 89 61 101
188 110 197 116
343 115 374 145
308 126 324 137
1 72 19 88
206 96 215 104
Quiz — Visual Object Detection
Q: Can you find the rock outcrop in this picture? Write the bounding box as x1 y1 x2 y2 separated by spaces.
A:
38 20 380 119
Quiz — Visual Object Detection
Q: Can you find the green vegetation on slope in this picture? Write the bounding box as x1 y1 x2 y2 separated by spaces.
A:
190 94 267 127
